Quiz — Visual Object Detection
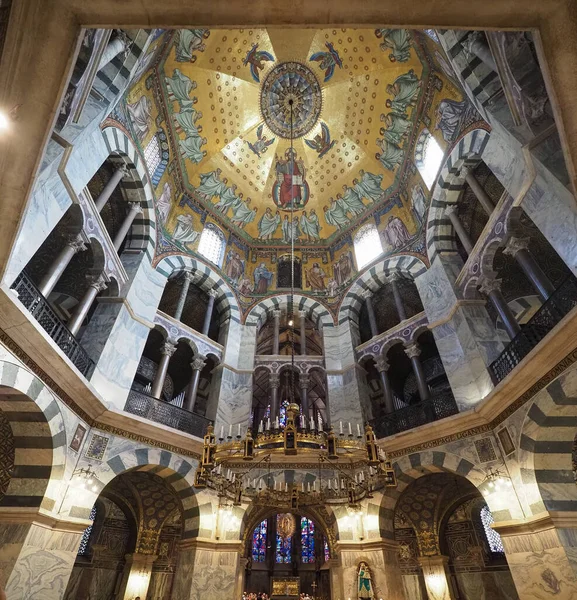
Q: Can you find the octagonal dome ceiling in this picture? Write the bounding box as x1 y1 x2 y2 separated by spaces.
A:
132 28 438 248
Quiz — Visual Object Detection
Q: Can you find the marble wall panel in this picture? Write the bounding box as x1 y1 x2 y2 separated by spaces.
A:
214 368 253 432
403 574 427 600
148 571 173 599
454 571 519 600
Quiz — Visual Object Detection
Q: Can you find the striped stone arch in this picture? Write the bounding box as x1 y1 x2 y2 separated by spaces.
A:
89 447 208 539
519 370 577 516
101 125 157 260
338 254 427 326
156 254 240 325
0 361 67 510
379 450 486 539
425 128 491 262
245 294 334 330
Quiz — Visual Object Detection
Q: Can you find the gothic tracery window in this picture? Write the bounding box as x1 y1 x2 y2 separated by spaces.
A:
252 518 268 562
77 505 97 556
198 224 226 267
353 223 383 269
301 517 315 563
480 505 505 553
415 128 444 190
275 514 293 563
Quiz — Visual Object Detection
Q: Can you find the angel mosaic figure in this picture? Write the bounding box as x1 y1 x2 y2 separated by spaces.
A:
246 124 275 158
305 122 336 158
375 28 412 62
309 41 343 82
243 43 275 83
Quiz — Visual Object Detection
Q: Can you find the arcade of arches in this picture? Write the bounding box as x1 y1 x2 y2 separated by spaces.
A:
3 6 577 600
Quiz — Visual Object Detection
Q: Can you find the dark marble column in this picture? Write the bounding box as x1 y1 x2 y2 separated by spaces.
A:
299 310 307 355
202 289 218 335
173 271 195 322
112 202 142 250
375 356 394 414
404 343 430 402
388 275 407 322
464 168 495 216
183 355 206 412
269 373 280 421
94 164 128 212
445 204 474 255
67 272 108 336
479 276 521 339
299 373 311 418
38 233 88 297
272 309 281 355
362 289 379 337
151 340 177 399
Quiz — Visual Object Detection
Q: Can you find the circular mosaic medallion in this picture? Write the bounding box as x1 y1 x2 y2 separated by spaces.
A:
260 62 322 139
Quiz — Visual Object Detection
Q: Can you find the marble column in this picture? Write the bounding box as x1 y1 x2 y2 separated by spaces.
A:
151 340 177 399
183 355 206 412
503 236 555 301
388 274 407 322
375 355 394 414
405 343 430 401
98 31 129 71
362 289 379 337
464 168 495 216
202 289 218 336
418 555 456 600
174 271 195 322
38 233 88 297
445 205 474 255
462 30 497 71
117 552 157 600
269 373 280 421
112 202 143 251
94 164 128 212
299 373 311 419
67 272 108 336
272 309 281 355
299 310 307 355
478 276 521 339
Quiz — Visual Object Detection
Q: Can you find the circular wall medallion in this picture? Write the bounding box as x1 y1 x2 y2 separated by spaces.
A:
260 62 322 139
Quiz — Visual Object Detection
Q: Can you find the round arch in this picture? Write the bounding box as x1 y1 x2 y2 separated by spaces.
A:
0 361 67 509
338 254 427 327
245 293 334 331
156 254 240 326
101 125 157 256
425 128 491 263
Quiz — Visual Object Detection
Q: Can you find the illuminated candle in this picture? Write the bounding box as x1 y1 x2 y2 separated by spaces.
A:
220 426 224 439
238 423 241 437
357 423 361 437
339 421 343 434
348 422 352 436
228 424 232 438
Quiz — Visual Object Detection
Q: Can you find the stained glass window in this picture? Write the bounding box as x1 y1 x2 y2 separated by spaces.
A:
77 505 97 556
279 399 290 428
252 518 268 562
415 128 444 190
480 505 505 553
353 223 383 269
198 224 226 267
275 514 293 563
301 517 315 563
324 538 330 562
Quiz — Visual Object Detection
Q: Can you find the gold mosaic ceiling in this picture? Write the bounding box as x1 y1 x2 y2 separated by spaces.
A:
139 28 433 244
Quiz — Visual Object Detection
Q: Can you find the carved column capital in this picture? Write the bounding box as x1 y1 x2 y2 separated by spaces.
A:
375 356 390 372
385 273 402 284
89 272 109 293
191 355 207 371
272 309 282 320
117 163 130 177
207 288 219 299
299 373 311 390
444 203 458 218
298 310 307 319
161 341 177 357
66 233 88 254
478 275 502 296
404 343 421 359
503 236 530 258
183 270 196 284
269 373 281 389
360 288 373 300
128 201 143 214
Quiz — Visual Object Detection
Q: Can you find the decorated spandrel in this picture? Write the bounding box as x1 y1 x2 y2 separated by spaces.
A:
301 517 315 564
252 518 268 562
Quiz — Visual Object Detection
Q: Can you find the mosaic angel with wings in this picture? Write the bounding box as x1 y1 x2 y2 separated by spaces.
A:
246 124 275 158
243 43 275 83
309 41 343 82
305 122 336 158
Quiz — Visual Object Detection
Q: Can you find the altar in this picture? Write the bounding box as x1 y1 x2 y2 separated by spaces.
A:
271 577 300 598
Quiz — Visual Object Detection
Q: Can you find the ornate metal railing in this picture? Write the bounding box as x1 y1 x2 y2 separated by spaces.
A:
125 389 211 438
10 271 95 378
371 390 459 438
489 277 577 384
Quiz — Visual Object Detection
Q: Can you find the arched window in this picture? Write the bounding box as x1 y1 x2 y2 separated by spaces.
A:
77 505 97 556
278 255 302 289
353 223 383 269
198 224 226 267
415 128 444 190
252 518 268 562
301 517 315 563
480 505 504 553
276 514 293 563
144 129 169 186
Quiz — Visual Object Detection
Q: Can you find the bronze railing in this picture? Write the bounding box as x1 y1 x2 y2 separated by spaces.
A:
371 390 459 438
489 277 577 384
10 271 95 378
125 389 211 438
